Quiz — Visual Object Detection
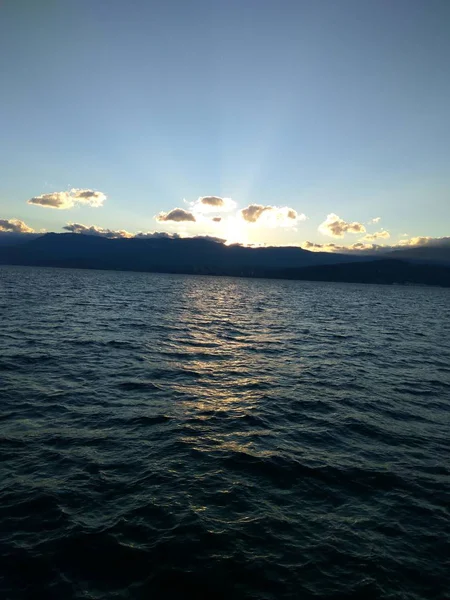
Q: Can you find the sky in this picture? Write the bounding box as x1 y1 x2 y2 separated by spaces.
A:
1 0 449 250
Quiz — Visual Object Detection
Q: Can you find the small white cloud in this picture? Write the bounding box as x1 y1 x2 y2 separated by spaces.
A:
0 218 35 233
318 213 366 238
28 188 106 209
368 216 381 224
155 208 196 223
361 230 390 241
239 204 306 227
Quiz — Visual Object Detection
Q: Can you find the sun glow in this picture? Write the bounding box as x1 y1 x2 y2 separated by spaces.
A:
222 217 249 246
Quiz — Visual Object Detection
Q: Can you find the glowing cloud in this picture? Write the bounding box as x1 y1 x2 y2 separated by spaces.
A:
361 230 390 241
239 204 306 227
396 236 450 247
318 213 366 238
28 188 106 209
155 208 196 222
0 218 34 233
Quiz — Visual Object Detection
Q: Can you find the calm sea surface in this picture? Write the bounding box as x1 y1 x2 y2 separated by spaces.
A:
1 266 449 600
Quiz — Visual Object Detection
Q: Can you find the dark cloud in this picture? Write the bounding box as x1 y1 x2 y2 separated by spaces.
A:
191 235 226 244
155 208 196 222
212 217 222 223
191 196 236 213
199 196 225 207
135 231 180 239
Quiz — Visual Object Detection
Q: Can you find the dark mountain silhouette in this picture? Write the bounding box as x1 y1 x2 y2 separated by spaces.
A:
0 233 449 286
0 232 42 246
277 259 450 287
0 233 366 271
387 244 450 265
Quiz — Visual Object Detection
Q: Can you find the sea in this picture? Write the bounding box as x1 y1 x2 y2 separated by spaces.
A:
0 265 449 600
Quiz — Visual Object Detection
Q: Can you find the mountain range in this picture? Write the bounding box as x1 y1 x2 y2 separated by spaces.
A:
1 233 449 287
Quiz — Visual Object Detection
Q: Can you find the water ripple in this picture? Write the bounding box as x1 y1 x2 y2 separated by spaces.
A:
0 266 449 599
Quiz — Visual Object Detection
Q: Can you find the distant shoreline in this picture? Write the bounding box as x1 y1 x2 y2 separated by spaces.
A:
2 260 449 288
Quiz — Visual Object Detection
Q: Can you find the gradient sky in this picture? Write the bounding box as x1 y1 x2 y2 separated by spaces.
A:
1 0 449 248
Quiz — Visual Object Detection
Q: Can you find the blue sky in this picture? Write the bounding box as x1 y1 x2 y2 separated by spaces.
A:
1 0 449 249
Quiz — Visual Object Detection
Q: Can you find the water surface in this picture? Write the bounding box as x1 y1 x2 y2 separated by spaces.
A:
1 266 449 599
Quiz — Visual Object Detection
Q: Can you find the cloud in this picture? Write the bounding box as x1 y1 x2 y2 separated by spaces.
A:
368 217 381 224
304 240 381 253
135 231 180 239
155 208 196 222
239 204 306 227
62 224 227 243
0 218 35 233
304 235 450 254
318 213 366 238
70 189 106 207
28 188 106 209
191 235 226 244
63 223 132 238
212 217 222 223
361 230 390 241
190 196 237 214
396 236 450 248
240 204 272 223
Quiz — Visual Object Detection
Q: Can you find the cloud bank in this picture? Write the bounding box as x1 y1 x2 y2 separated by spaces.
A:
397 236 450 248
63 223 132 238
64 223 186 239
304 241 380 253
0 218 34 233
304 235 450 253
318 213 366 238
28 189 106 209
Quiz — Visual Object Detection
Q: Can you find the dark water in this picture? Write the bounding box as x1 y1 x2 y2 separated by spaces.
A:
1 266 449 600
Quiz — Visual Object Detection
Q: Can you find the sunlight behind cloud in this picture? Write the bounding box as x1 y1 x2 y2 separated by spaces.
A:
239 204 306 228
